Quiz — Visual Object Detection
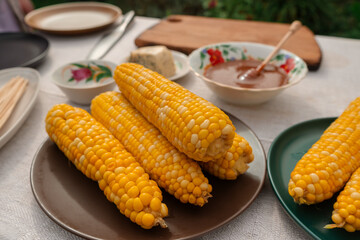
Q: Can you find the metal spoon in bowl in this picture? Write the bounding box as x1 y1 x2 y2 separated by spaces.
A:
237 20 302 83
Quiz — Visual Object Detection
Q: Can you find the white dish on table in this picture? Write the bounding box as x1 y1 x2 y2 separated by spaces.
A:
24 2 122 35
0 68 40 149
121 50 190 81
168 50 190 81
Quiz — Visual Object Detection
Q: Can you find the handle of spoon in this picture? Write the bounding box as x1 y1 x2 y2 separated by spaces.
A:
255 20 302 73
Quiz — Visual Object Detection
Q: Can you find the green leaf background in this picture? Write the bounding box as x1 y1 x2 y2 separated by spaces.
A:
33 0 360 39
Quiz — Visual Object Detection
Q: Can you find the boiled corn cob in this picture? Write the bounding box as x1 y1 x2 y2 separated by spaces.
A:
45 104 168 229
200 133 254 180
91 91 212 206
288 97 360 205
325 167 360 232
114 63 235 162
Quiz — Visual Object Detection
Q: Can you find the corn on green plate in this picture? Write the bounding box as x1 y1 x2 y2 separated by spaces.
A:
268 117 360 240
30 113 266 240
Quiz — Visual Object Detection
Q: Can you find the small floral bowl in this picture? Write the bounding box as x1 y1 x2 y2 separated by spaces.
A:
53 60 117 105
188 42 308 105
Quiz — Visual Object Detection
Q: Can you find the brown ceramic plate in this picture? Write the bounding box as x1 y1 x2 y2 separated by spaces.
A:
30 113 266 239
24 2 121 35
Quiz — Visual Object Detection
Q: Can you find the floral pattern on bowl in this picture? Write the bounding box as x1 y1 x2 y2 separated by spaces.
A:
198 44 306 78
52 59 117 105
59 61 114 87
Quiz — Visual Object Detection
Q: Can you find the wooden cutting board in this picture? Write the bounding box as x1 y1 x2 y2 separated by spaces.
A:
135 15 322 70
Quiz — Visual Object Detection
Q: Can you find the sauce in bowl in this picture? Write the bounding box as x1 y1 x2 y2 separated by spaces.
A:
204 60 289 89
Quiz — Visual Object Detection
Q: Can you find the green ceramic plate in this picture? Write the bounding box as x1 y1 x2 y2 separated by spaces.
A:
268 117 360 240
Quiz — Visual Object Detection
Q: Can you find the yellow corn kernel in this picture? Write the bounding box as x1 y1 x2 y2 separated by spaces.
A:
45 104 167 229
142 213 155 229
200 134 254 180
289 97 360 204
114 63 235 162
91 92 212 206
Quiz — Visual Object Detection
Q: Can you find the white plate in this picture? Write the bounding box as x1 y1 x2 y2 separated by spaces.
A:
168 50 190 81
121 50 190 81
25 2 121 35
0 68 40 149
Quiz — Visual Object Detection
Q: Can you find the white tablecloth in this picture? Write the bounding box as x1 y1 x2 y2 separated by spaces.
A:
1 16 360 239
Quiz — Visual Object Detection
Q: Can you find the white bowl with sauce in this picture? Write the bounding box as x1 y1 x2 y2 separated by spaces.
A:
188 42 308 105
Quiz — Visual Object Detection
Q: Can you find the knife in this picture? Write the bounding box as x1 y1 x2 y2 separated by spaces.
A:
87 10 135 60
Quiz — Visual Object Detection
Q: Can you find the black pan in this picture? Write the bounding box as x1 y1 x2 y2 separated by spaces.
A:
0 32 49 69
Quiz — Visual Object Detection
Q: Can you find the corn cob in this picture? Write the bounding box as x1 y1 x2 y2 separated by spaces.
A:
325 167 360 232
288 97 360 205
45 104 168 229
114 63 235 162
91 91 212 206
199 133 254 180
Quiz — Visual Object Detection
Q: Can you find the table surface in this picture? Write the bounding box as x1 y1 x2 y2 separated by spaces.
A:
1 16 360 240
